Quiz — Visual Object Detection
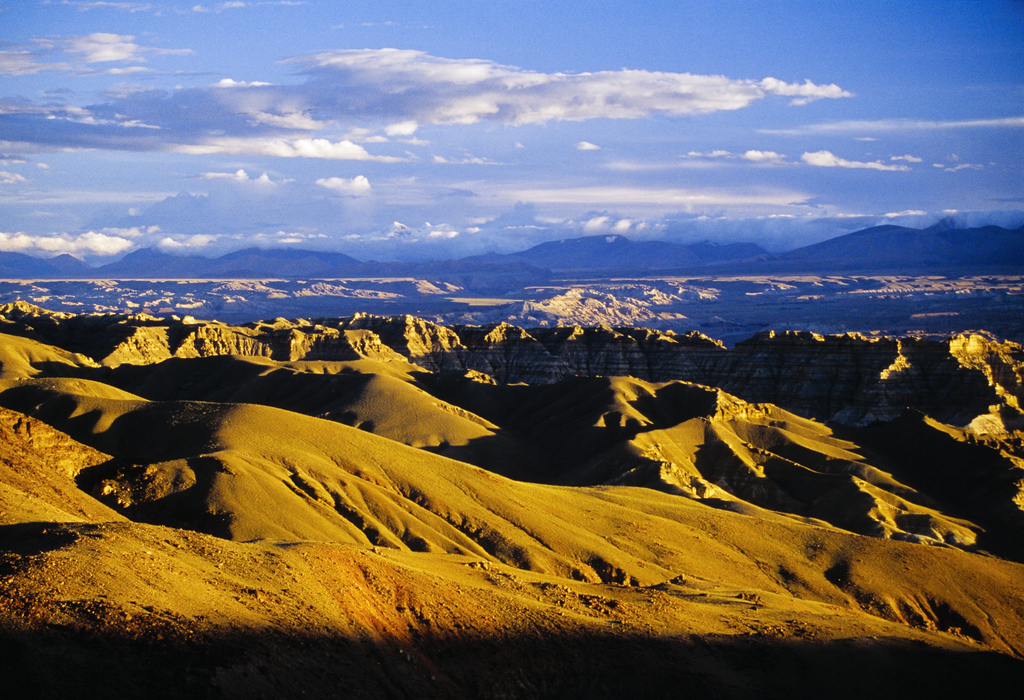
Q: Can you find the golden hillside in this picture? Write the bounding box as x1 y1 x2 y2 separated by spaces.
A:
1 310 1023 698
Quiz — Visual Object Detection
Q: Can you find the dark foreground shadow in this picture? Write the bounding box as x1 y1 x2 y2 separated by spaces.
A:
1 621 1020 700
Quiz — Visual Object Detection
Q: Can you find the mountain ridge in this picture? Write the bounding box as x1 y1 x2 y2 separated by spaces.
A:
2 222 1021 281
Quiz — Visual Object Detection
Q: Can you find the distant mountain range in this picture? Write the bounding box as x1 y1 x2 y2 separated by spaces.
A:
749 220 1024 272
463 235 767 270
1 221 1021 284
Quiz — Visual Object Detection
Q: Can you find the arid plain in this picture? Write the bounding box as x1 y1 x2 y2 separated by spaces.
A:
2 271 1022 346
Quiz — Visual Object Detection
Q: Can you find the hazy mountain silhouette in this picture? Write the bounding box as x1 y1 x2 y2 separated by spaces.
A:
746 220 1024 272
1 222 1021 282
465 234 767 270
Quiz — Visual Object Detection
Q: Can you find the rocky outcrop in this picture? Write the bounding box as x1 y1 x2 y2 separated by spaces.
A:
2 303 1022 432
0 405 126 524
346 313 468 371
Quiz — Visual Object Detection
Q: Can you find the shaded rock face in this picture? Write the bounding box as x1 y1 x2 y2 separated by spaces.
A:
2 303 1022 432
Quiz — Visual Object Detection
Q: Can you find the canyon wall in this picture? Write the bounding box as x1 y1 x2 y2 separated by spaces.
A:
2 302 1021 431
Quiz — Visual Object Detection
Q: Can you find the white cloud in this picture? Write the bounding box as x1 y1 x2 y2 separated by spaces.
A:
884 210 927 218
763 116 1024 136
101 225 160 237
0 230 134 256
3 47 852 159
68 33 142 63
315 175 372 196
2 32 190 77
58 2 159 12
943 163 984 172
496 184 809 210
0 171 27 184
741 150 787 163
0 50 61 76
431 154 498 165
197 169 280 184
214 78 273 88
575 141 601 151
200 168 251 181
685 150 734 159
385 121 419 136
157 234 218 250
583 216 611 232
757 77 854 105
286 49 853 126
890 154 923 163
682 149 787 164
174 137 406 161
801 151 910 171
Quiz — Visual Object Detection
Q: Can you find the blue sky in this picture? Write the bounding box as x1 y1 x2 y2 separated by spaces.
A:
1 0 1022 262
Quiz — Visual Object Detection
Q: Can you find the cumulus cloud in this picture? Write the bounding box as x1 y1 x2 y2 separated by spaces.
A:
60 33 192 67
801 151 910 171
199 168 252 181
2 47 851 159
757 77 854 105
1 33 189 77
197 168 279 183
0 230 134 256
68 33 144 63
740 150 787 163
1 32 190 77
175 137 406 161
0 171 27 184
385 121 419 136
285 49 852 126
157 234 218 250
890 154 923 163
315 175 371 196
575 141 601 151
683 150 787 164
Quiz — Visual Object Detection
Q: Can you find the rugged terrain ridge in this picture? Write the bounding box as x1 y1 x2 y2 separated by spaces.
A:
3 302 1020 432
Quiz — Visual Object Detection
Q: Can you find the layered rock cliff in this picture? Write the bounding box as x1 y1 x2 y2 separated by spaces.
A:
2 302 1021 433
